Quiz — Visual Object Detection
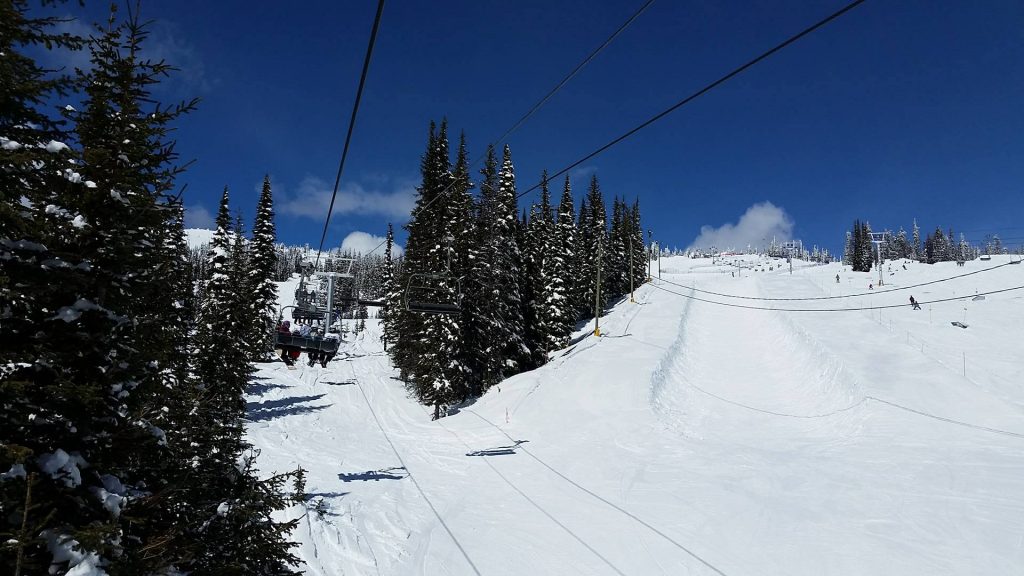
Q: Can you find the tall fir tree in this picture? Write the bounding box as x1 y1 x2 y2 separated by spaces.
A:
575 194 591 317
391 120 468 417
462 144 501 395
911 218 921 261
548 175 579 347
191 188 299 573
248 175 279 360
579 176 607 318
629 199 646 293
523 171 558 363
379 224 400 351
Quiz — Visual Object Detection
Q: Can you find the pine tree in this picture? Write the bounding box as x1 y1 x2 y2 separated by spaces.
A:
1 7 91 572
861 222 874 272
494 146 528 373
379 224 400 351
390 121 468 416
463 144 501 394
604 197 626 298
548 176 578 347
895 227 910 259
579 176 607 318
248 175 279 360
523 171 558 363
575 194 591 317
843 230 854 266
911 218 921 261
190 188 299 573
629 199 646 294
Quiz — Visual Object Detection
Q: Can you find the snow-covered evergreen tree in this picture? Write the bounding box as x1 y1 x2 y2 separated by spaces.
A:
391 121 469 417
579 176 608 317
605 197 627 298
248 175 279 360
191 188 299 572
629 199 646 293
523 171 558 362
843 230 854 266
379 224 400 350
549 176 579 346
911 218 921 261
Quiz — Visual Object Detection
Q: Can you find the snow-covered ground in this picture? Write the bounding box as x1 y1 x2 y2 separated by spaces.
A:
185 227 215 248
248 255 1024 575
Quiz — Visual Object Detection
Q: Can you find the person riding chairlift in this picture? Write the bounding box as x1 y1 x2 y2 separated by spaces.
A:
307 327 323 367
276 320 295 365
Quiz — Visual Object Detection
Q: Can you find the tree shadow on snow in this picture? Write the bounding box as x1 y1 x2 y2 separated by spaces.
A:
247 381 291 397
322 380 357 386
466 440 528 457
304 491 350 499
338 467 407 482
245 394 330 422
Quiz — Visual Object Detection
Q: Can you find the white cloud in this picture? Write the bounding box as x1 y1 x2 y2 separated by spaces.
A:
278 176 416 221
146 23 213 93
688 201 794 251
184 203 215 229
340 231 404 258
569 165 598 184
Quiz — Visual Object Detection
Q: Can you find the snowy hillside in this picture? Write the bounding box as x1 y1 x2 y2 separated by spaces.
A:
185 227 215 249
248 255 1024 575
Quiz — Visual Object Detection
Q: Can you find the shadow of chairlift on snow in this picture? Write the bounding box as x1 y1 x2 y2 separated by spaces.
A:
322 380 357 386
466 440 529 457
338 467 408 482
245 394 329 422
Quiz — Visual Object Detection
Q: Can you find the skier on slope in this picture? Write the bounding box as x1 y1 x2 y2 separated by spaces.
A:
836 274 840 283
910 295 921 310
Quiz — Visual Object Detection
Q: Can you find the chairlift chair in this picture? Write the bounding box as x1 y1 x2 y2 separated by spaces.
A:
292 274 325 322
405 273 462 315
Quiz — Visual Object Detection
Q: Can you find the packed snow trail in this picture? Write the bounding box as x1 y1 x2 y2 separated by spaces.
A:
249 256 1024 574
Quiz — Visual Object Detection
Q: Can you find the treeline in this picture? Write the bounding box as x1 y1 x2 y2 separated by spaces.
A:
190 239 393 316
843 219 1008 271
381 121 647 418
1 8 302 574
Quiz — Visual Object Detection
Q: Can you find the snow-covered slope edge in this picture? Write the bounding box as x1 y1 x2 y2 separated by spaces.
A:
248 255 1024 575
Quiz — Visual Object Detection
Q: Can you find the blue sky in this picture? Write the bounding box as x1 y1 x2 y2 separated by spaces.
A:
44 0 1024 254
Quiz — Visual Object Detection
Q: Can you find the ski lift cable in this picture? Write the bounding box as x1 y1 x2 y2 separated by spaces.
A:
432 420 630 576
350 368 483 576
656 260 1017 301
514 0 869 202
356 0 658 259
647 281 1024 312
314 0 387 269
465 410 730 576
682 379 1024 439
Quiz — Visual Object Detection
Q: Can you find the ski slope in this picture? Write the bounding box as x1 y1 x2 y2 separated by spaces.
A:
248 255 1024 575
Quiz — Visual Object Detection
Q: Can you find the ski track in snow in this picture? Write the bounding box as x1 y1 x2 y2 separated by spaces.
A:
249 256 1024 575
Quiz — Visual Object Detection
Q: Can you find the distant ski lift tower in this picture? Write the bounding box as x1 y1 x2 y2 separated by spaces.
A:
782 240 802 274
319 257 356 327
868 232 886 286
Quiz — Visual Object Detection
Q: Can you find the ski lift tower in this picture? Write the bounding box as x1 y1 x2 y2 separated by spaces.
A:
317 257 356 328
782 240 802 274
868 232 886 286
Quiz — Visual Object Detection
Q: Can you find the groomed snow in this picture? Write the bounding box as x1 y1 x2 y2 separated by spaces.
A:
248 255 1024 575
